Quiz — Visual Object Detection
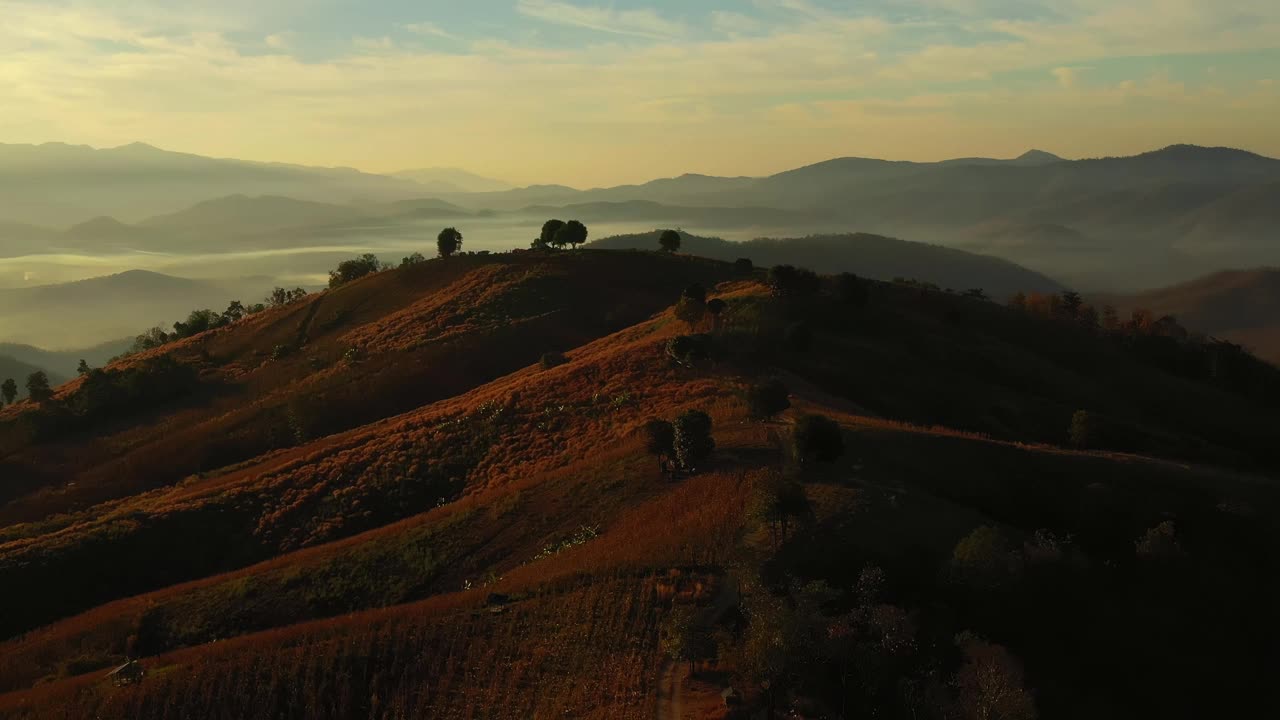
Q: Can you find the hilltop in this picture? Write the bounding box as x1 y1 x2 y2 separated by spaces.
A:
591 231 1062 298
1 248 1278 719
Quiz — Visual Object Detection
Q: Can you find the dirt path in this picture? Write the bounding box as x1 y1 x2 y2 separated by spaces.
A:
655 575 740 720
655 656 687 720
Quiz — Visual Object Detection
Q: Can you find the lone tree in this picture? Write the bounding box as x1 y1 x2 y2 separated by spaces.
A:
706 298 727 329
659 229 682 253
1 378 16 405
673 409 715 472
746 378 791 420
437 227 463 257
794 413 844 463
77 359 91 376
553 220 588 249
642 418 676 474
734 257 754 275
753 473 811 544
26 371 54 404
536 219 565 250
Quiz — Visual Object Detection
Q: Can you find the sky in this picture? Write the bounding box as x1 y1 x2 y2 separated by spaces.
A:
0 0 1277 187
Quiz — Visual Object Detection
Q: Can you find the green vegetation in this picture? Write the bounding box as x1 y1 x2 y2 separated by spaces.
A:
329 253 384 288
658 229 681 253
436 227 463 257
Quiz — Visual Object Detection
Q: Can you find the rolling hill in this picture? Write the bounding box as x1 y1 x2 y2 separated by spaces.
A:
0 271 243 349
0 142 423 227
1096 268 1280 363
591 230 1063 297
1 248 1279 718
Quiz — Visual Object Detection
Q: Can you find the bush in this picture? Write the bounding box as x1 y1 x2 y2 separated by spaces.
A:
951 526 1014 587
734 257 754 274
768 265 820 298
793 413 843 463
329 254 383 288
539 351 567 370
746 378 791 420
666 335 710 366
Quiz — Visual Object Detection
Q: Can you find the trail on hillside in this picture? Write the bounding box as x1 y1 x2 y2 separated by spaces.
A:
656 575 740 720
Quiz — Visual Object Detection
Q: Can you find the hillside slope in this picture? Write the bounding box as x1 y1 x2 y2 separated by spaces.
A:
2 251 1279 719
591 231 1063 297
1096 268 1280 362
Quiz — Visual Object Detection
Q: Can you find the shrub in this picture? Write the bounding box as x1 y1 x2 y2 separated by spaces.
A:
734 257 754 274
793 413 843 463
951 526 1013 587
746 378 790 420
539 351 567 370
665 335 710 366
768 265 820 298
400 252 426 267
673 296 705 328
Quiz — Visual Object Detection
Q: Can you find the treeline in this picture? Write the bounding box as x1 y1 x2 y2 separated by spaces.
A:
1008 290 1280 402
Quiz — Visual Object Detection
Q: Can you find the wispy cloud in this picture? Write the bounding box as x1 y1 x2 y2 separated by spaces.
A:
405 22 453 39
514 0 684 39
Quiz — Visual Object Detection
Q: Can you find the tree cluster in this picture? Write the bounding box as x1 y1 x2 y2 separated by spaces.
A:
329 254 385 288
641 409 715 476
531 219 588 250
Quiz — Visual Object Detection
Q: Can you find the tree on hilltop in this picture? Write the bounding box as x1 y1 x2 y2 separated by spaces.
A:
329 254 383 288
437 227 463 258
1 378 16 405
536 219 565 250
659 229 682 253
553 220 588 249
26 371 53 404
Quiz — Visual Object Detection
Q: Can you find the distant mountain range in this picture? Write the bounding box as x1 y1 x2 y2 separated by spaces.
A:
0 270 246 348
2 142 1278 293
388 168 513 193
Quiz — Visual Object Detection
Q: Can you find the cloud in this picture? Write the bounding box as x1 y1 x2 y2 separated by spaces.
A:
264 32 292 49
514 0 684 39
710 11 762 36
1 0 1278 185
405 22 453 39
1051 66 1087 88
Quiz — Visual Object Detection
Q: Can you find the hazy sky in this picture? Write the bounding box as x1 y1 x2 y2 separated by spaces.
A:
1 0 1277 186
